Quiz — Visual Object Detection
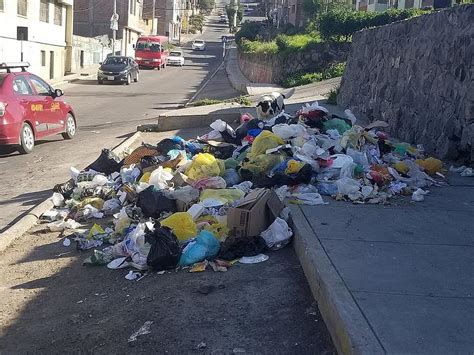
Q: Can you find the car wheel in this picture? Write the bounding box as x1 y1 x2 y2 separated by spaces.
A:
62 113 76 140
98 80 103 85
18 122 34 154
126 74 131 85
134 72 139 82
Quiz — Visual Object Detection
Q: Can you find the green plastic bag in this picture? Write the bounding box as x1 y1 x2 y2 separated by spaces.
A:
248 131 285 158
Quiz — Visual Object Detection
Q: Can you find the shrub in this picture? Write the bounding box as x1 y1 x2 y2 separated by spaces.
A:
235 22 264 44
326 86 340 105
192 98 223 106
239 38 279 54
280 62 346 88
275 33 321 53
318 8 427 41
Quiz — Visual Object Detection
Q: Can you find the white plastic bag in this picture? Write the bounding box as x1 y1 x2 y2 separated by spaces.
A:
260 218 293 251
272 124 306 140
52 192 64 207
149 166 173 189
102 198 122 215
336 177 361 195
344 109 357 125
412 188 429 202
346 148 370 171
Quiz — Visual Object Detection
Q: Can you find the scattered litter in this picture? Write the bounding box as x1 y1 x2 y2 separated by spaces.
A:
125 270 141 280
196 342 207 350
62 238 71 247
128 321 153 343
412 188 429 202
239 254 269 264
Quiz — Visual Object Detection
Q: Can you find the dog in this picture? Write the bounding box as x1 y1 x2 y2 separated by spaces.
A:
256 92 286 120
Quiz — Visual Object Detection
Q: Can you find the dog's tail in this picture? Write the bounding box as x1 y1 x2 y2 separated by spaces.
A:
282 88 295 100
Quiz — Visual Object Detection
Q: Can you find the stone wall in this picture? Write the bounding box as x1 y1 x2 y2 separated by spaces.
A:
338 5 474 162
238 42 350 84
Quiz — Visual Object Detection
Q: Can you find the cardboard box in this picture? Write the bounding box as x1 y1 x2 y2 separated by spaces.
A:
227 188 284 238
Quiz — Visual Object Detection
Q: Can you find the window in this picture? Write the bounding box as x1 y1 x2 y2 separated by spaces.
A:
130 0 133 14
40 0 49 22
139 3 143 18
17 0 28 16
41 50 46 66
404 0 414 7
12 76 33 95
29 76 51 96
291 4 296 13
0 0 4 12
54 1 62 25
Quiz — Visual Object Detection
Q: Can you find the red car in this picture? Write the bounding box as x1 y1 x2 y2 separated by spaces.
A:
0 62 76 154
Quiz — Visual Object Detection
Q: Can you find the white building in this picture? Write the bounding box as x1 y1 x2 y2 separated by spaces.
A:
0 0 74 81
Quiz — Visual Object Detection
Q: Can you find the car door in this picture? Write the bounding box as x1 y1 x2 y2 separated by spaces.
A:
11 75 48 139
27 75 64 134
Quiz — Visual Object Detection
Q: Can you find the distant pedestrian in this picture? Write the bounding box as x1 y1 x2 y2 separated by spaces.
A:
200 27 203 34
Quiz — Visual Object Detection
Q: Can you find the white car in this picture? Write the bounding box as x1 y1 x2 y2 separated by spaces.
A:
192 40 206 51
167 50 185 66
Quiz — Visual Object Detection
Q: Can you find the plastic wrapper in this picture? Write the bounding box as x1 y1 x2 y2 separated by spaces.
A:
179 230 220 266
185 153 224 181
160 212 197 241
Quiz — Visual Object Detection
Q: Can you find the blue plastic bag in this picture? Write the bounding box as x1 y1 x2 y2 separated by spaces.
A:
179 231 220 266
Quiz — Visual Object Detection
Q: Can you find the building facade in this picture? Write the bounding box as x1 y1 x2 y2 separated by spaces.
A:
0 0 74 81
74 0 147 56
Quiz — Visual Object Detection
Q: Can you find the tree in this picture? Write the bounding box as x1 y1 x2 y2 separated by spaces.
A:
198 0 215 11
189 14 205 33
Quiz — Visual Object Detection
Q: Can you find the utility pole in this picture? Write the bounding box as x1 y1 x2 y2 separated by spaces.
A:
112 0 117 54
151 0 156 34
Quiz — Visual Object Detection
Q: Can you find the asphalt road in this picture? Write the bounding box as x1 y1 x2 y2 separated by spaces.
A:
0 16 233 232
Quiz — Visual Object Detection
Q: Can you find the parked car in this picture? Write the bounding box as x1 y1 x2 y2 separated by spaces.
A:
192 40 207 51
0 62 76 154
97 56 139 85
167 50 185 66
219 15 228 23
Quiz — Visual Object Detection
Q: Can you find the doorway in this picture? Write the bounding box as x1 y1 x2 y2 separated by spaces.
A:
49 51 54 79
80 50 84 68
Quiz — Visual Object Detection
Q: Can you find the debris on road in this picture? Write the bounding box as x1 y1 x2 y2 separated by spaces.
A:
127 321 153 343
42 100 464 277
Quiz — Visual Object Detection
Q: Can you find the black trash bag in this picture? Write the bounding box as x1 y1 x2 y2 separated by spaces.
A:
157 138 184 155
136 186 176 218
146 227 182 270
203 144 235 160
218 236 266 260
250 163 313 188
86 149 123 175
140 155 165 169
53 178 75 199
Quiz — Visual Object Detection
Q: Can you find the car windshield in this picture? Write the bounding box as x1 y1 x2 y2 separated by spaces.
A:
104 57 128 65
169 52 182 57
136 41 162 52
194 40 204 44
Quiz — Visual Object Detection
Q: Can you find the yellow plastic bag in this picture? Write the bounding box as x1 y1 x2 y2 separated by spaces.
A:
393 161 409 175
160 212 197 241
241 154 285 175
140 171 151 183
248 131 284 158
415 157 443 175
77 197 104 210
199 189 244 206
185 153 223 180
285 159 305 174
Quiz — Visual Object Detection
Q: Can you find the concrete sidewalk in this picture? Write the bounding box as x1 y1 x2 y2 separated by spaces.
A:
292 173 474 354
49 64 99 87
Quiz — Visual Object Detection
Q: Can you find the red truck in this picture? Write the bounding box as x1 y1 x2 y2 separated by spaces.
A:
134 35 169 69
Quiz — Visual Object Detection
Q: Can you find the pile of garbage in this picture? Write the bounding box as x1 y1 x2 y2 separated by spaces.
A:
43 101 465 276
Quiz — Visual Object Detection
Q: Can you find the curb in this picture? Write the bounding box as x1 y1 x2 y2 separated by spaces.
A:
289 205 385 355
0 130 143 254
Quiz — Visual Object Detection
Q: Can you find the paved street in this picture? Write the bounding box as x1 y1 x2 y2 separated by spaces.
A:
0 17 232 232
